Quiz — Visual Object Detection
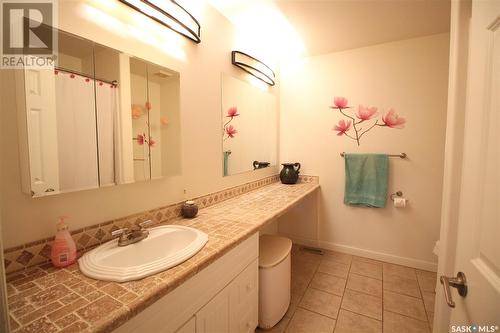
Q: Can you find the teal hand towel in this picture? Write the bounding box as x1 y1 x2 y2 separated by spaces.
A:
344 154 389 208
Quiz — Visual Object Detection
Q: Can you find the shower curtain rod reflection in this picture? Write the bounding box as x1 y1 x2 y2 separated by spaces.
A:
55 66 118 86
340 152 407 159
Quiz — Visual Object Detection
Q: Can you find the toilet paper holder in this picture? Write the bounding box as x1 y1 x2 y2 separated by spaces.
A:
390 191 406 202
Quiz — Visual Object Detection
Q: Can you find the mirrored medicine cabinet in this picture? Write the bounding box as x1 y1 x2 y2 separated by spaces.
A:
15 29 181 197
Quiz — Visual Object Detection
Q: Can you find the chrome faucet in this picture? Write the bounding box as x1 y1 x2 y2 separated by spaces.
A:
111 220 154 247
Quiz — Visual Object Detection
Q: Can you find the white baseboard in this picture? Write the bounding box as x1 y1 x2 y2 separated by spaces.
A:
284 235 438 272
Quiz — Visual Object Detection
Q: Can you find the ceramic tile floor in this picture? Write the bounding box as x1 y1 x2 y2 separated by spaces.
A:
256 246 437 333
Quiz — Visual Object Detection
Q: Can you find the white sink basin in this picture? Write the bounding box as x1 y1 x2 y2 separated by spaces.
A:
78 225 208 282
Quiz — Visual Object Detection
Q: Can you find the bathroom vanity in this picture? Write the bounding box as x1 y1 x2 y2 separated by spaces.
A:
5 179 319 333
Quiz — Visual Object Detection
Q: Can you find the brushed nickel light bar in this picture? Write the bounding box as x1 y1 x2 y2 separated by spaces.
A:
231 51 276 86
119 0 201 43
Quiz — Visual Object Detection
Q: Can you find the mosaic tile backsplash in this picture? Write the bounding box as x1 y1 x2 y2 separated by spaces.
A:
4 175 319 274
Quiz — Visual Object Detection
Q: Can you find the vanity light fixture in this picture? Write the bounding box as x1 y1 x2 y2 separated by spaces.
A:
119 0 201 43
231 51 275 86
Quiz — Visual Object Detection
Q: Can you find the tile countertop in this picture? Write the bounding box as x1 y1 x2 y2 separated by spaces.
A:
6 181 320 333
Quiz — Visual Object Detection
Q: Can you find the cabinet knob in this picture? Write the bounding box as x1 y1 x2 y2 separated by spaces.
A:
246 284 252 291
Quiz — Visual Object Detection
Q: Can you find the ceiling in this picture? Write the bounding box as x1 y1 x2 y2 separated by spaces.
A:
210 0 451 58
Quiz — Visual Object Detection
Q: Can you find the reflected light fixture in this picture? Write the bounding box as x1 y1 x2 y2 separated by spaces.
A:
119 0 201 43
231 51 275 86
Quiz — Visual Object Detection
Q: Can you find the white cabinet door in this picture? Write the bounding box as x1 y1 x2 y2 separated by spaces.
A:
196 287 233 333
196 259 259 333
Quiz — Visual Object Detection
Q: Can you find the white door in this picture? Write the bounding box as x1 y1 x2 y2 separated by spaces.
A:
439 0 500 329
21 67 60 195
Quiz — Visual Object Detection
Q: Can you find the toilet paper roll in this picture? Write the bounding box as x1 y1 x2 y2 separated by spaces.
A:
393 197 407 208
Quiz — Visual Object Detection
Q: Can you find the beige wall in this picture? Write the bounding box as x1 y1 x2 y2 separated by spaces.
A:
0 1 278 248
278 34 449 270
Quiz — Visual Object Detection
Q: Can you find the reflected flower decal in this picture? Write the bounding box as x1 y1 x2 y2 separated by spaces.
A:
135 133 155 147
226 106 239 117
136 134 145 145
223 107 240 140
330 96 406 146
148 137 156 147
225 125 237 138
160 116 169 126
132 104 142 119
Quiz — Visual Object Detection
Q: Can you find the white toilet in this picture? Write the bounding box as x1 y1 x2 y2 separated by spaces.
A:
258 234 292 329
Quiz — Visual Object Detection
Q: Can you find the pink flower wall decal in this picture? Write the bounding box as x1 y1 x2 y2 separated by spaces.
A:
333 97 349 109
356 105 378 120
333 120 352 136
329 96 406 145
148 137 156 147
225 125 237 138
226 107 239 117
382 109 406 128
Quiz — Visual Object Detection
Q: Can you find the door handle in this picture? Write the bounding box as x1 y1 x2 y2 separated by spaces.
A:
440 271 468 308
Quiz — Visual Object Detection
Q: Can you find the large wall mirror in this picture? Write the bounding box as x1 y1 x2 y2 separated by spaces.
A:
221 74 278 176
16 29 181 197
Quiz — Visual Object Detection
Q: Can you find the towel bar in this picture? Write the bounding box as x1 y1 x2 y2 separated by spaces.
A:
340 152 407 159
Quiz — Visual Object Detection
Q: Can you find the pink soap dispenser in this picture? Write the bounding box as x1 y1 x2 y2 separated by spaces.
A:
51 216 77 267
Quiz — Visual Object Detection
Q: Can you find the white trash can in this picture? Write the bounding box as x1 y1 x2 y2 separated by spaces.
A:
258 234 292 329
